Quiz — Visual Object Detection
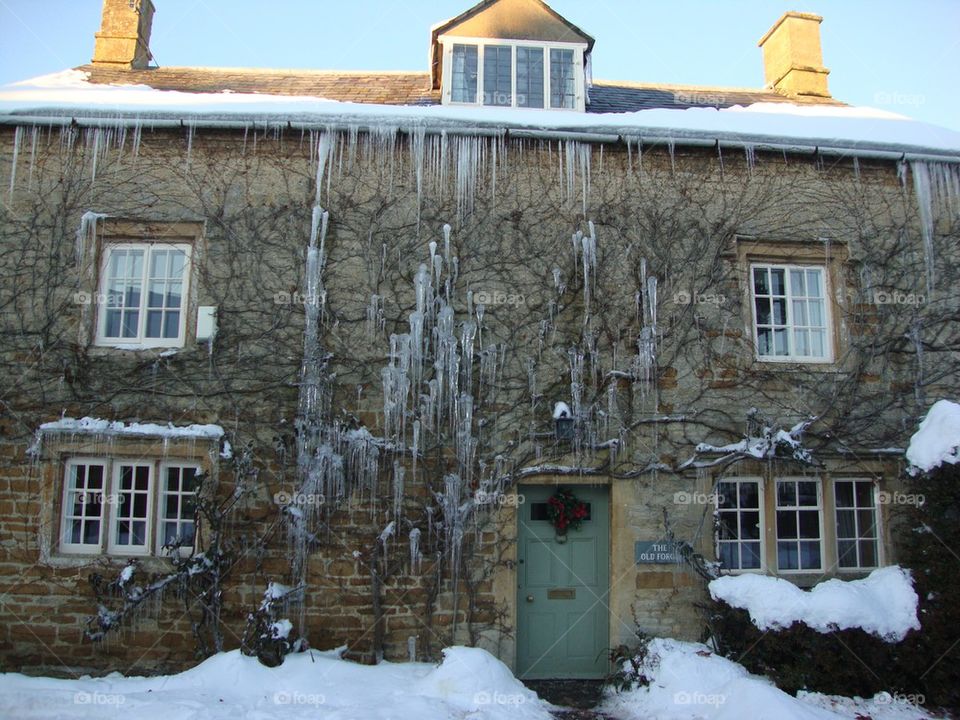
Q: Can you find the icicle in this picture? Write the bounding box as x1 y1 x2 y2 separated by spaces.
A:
910 161 936 294
411 419 420 479
392 460 405 522
8 126 24 199
185 122 195 170
76 211 107 267
409 528 422 572
365 294 385 338
461 321 477 393
743 143 755 177
26 126 38 189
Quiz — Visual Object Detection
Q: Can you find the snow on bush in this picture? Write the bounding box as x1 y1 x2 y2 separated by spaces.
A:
709 566 920 642
602 638 936 720
0 645 552 720
906 399 960 473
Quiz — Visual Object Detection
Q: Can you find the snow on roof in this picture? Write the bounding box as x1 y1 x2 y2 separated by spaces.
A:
39 415 225 440
2 70 960 160
709 566 920 642
906 399 960 473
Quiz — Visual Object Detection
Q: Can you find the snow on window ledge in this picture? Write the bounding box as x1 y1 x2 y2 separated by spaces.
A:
37 416 225 440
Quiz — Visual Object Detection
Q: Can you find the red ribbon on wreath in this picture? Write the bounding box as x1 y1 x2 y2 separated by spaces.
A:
546 488 588 533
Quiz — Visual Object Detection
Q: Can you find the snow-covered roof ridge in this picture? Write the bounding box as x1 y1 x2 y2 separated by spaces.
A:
38 415 225 439
906 399 960 473
2 70 960 160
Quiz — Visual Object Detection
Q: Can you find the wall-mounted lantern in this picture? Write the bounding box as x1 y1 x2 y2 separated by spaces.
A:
553 401 574 441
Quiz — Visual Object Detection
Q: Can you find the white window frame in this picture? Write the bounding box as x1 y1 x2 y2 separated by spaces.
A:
833 478 882 572
715 477 765 573
775 477 824 573
95 242 193 349
106 461 154 556
59 458 109 554
156 462 202 556
58 457 201 557
439 35 587 112
750 263 833 364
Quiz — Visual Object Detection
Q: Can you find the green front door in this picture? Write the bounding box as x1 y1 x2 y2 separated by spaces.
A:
516 484 610 679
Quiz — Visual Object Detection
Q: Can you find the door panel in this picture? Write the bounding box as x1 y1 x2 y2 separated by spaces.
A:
517 484 610 679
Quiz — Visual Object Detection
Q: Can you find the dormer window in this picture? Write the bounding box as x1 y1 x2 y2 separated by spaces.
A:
442 39 586 111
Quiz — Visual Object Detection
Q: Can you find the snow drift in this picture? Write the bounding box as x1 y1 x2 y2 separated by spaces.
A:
0 645 552 720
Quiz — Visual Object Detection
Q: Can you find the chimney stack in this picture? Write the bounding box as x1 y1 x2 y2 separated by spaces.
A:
92 0 155 69
758 11 830 98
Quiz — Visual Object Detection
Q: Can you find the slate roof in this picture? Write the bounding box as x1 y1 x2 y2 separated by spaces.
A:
77 64 843 113
77 65 441 106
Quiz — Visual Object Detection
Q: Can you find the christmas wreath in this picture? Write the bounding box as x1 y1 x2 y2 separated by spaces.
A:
546 488 588 533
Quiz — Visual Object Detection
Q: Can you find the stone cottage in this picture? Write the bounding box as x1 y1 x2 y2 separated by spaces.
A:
0 0 958 680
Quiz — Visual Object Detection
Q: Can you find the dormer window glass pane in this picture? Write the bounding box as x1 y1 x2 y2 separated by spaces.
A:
550 48 576 109
451 44 478 103
483 45 512 106
516 46 544 108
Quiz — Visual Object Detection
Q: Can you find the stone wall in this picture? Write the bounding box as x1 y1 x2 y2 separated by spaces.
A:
0 123 955 674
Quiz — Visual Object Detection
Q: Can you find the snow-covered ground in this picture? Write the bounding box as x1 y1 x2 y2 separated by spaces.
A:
708 566 920 641
0 641 942 720
601 638 938 720
0 646 551 720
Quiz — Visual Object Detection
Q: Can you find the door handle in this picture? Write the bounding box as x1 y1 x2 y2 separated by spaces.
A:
526 595 534 603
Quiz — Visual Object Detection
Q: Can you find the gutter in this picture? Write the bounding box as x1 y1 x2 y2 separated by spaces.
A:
1 113 958 163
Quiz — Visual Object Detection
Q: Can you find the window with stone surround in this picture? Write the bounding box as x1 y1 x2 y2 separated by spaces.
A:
775 477 823 571
736 237 847 365
714 474 884 575
96 243 192 347
442 39 586 111
716 478 763 571
834 479 880 570
751 264 831 361
76 218 204 350
59 457 200 557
